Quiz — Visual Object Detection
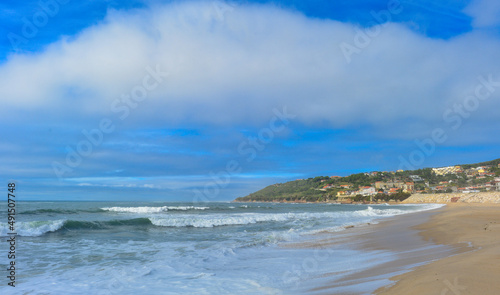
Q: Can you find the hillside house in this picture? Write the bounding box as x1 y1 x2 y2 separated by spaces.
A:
410 175 424 182
357 186 376 196
432 166 462 175
375 181 414 193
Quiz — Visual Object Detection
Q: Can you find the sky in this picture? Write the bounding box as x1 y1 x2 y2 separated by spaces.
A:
1 0 500 201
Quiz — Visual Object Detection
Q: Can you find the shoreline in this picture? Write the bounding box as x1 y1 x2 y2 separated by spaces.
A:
295 206 460 294
232 200 403 205
375 203 500 295
233 192 500 204
290 203 500 294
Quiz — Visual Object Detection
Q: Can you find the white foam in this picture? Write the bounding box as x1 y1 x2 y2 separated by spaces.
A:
148 204 443 229
101 206 209 213
0 220 65 237
356 204 444 217
149 213 294 228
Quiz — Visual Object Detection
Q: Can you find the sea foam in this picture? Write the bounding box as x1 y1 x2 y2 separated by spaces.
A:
101 206 209 213
0 220 65 237
356 203 444 217
149 213 296 228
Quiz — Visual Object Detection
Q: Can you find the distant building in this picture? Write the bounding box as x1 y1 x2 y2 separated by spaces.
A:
337 191 346 197
387 188 399 194
375 181 396 189
410 175 424 182
357 186 376 196
458 185 483 193
485 183 494 190
403 182 414 193
374 181 414 193
432 166 462 176
462 189 480 193
466 169 478 178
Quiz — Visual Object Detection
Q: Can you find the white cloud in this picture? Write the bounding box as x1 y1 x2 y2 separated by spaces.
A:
464 0 500 28
1 1 500 132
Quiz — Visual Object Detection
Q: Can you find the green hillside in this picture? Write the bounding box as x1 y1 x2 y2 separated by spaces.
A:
234 158 500 203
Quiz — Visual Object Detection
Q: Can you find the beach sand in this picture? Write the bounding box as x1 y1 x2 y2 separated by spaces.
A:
376 203 500 295
301 203 500 294
302 208 457 294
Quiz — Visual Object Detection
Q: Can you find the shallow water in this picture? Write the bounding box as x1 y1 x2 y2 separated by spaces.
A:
0 201 444 294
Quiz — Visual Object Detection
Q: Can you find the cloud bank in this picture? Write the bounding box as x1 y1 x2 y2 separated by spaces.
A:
1 1 499 130
1 0 500 200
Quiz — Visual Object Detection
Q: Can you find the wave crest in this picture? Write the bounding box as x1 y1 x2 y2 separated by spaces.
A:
0 218 155 237
0 220 65 237
101 206 209 213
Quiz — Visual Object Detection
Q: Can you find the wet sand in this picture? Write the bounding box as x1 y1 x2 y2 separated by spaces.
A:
294 203 500 294
376 203 500 295
287 207 458 294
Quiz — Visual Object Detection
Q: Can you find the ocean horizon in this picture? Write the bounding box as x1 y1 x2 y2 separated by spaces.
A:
1 201 445 294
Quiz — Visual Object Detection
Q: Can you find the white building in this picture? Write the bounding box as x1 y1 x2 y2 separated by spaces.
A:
462 190 480 193
432 166 462 176
410 175 424 182
358 187 376 196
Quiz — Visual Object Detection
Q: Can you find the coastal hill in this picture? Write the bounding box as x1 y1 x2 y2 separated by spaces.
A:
234 158 500 203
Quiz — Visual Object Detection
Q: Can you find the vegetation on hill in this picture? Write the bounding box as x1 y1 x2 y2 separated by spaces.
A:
234 158 500 203
461 158 500 169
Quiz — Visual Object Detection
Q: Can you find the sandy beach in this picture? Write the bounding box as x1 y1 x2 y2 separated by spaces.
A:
376 203 500 295
302 203 500 294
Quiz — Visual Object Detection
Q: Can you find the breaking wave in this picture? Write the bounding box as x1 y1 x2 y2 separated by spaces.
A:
101 206 209 213
0 220 66 237
20 208 105 215
0 218 154 237
0 203 443 236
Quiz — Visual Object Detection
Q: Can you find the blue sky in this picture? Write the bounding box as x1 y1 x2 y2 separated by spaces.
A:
1 0 500 201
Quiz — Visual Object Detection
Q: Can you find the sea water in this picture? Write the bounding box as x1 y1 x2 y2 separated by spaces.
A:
0 201 444 294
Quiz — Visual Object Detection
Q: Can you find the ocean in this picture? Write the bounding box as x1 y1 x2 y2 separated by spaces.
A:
0 201 445 294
